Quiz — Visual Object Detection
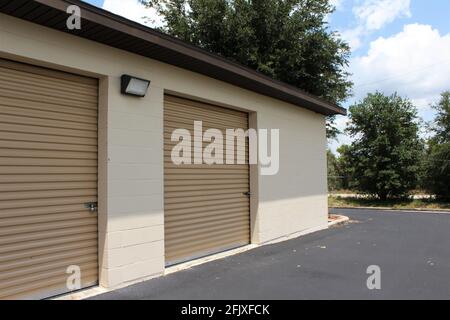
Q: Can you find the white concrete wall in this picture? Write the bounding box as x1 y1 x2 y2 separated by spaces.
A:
0 14 328 288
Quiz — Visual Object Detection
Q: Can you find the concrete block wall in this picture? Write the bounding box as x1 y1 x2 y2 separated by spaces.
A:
256 105 329 243
101 80 165 287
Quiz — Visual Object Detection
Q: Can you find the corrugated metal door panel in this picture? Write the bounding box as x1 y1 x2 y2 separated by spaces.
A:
0 59 98 300
164 95 250 265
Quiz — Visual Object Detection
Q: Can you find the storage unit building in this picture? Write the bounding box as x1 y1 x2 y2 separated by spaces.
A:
0 0 345 299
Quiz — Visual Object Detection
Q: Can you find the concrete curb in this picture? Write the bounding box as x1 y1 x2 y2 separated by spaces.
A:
330 206 450 214
328 214 349 227
165 244 258 275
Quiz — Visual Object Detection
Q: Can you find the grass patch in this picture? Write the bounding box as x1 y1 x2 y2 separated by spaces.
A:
329 196 450 211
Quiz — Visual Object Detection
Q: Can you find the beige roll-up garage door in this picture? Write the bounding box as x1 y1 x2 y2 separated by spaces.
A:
0 59 99 299
164 95 250 265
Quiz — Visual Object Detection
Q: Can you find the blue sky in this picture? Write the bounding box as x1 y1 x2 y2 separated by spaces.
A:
85 0 103 6
331 0 450 55
84 0 450 152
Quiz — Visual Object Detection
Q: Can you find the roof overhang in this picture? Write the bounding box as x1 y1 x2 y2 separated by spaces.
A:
0 0 347 116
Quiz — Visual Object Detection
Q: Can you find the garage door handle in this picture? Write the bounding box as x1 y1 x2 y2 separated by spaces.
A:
243 192 251 197
85 202 98 212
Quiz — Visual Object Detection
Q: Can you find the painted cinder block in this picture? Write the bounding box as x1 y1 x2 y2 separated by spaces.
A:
104 225 164 250
103 240 164 269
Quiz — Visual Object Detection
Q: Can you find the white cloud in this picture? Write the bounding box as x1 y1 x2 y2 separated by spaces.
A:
331 23 450 152
340 26 364 50
353 0 411 31
102 0 164 27
351 24 450 103
340 0 411 50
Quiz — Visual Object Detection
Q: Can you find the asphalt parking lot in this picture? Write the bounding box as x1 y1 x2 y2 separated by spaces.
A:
91 208 450 300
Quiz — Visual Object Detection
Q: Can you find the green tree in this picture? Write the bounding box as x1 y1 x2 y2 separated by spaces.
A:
422 91 450 199
430 91 450 144
336 144 353 190
422 143 450 200
345 92 422 200
327 150 340 191
141 0 352 138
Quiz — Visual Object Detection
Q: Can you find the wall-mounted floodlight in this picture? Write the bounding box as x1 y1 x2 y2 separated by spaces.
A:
121 75 151 97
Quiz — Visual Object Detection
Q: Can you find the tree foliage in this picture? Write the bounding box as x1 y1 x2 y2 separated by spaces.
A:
141 0 352 138
344 92 422 200
327 146 353 191
335 144 353 190
430 91 450 144
422 91 450 199
327 150 339 190
422 143 450 200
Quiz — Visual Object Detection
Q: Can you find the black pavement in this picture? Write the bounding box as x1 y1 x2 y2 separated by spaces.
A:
91 208 450 300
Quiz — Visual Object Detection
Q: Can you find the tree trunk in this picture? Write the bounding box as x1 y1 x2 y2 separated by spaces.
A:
378 193 388 201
